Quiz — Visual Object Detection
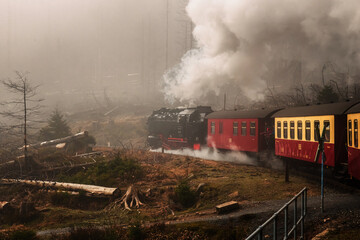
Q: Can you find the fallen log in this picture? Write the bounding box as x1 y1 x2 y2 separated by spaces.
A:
28 131 89 149
0 160 15 167
216 201 239 214
0 201 9 210
1 179 120 197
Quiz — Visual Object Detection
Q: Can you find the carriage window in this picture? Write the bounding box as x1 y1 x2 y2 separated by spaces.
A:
324 120 330 142
283 121 288 139
241 122 247 136
250 122 256 136
290 121 295 139
219 122 223 134
297 121 302 140
211 122 215 135
277 121 281 138
355 120 358 148
314 120 320 141
233 122 238 136
349 120 352 146
305 121 311 141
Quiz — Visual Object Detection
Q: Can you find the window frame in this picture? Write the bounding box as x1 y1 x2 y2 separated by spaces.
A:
219 122 223 134
241 121 247 136
250 121 256 136
355 119 358 148
297 120 302 140
211 122 215 135
349 120 353 146
323 120 330 143
305 120 311 141
277 121 281 138
283 121 288 139
233 122 238 136
290 121 295 139
314 120 320 142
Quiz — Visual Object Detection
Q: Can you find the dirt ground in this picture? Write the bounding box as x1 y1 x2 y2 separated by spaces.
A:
0 149 359 239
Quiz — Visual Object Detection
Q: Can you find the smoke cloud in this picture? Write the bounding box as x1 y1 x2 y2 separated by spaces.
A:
164 0 360 103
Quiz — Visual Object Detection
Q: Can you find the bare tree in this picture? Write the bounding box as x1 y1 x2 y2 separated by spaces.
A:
0 71 43 169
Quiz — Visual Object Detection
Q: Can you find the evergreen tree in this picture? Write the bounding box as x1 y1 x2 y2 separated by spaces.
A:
317 85 339 103
39 109 72 141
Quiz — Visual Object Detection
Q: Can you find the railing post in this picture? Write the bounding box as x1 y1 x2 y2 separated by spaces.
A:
273 215 278 240
301 192 304 239
294 198 297 240
321 152 325 214
258 229 262 240
284 206 288 239
304 189 307 216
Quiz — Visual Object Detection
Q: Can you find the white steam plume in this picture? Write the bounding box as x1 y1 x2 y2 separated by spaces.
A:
164 0 360 103
151 147 256 165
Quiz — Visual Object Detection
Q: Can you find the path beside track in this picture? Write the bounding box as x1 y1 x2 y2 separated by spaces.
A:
37 192 360 237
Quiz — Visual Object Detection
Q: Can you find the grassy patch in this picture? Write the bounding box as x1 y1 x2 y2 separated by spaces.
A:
188 164 319 212
174 181 197 208
57 153 143 187
49 191 109 210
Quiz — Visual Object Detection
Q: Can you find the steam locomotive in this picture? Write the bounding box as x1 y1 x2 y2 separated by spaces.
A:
147 101 360 180
147 106 213 150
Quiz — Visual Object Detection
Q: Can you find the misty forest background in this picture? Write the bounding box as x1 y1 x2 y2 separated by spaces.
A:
1 0 360 150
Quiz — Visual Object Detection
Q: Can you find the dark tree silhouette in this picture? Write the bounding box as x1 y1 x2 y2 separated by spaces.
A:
316 84 339 103
39 109 72 141
0 71 43 170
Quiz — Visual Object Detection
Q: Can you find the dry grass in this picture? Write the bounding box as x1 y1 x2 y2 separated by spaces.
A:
0 149 323 233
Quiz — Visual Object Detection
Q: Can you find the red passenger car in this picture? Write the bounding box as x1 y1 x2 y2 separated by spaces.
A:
273 102 358 168
206 109 280 152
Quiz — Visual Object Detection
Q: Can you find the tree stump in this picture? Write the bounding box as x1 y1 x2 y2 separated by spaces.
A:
107 185 144 211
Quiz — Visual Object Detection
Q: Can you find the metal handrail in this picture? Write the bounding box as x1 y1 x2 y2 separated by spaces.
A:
246 187 307 240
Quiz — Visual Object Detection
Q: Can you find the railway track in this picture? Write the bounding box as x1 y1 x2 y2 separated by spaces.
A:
281 157 360 194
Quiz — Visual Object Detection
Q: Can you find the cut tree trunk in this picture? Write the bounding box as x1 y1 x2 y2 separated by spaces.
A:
1 179 120 197
29 131 89 149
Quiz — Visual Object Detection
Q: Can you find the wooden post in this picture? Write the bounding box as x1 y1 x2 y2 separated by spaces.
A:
285 158 289 182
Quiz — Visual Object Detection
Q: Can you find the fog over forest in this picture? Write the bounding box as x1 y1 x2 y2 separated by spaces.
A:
2 0 360 113
0 0 191 112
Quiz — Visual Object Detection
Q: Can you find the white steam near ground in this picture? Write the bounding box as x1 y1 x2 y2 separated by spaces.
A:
151 147 284 170
151 147 254 165
164 0 360 103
